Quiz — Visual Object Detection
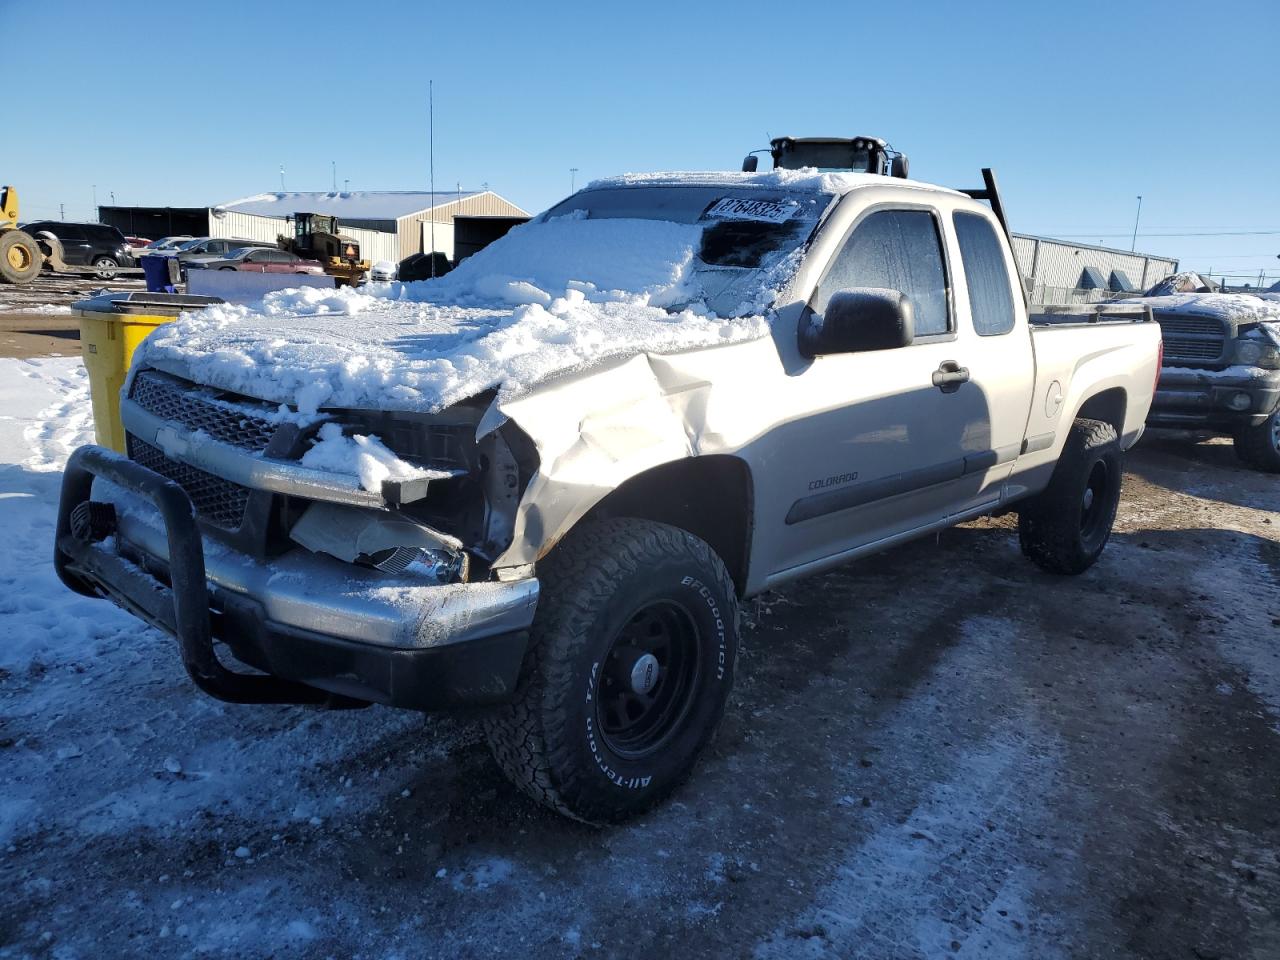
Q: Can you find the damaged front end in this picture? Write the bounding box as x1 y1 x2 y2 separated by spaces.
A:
54 366 543 710
120 367 539 583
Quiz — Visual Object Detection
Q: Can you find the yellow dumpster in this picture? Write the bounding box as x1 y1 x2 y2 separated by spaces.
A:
72 293 223 452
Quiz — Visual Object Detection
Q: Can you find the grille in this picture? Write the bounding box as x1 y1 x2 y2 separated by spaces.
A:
1153 311 1227 366
130 370 278 452
1161 337 1224 362
128 435 251 530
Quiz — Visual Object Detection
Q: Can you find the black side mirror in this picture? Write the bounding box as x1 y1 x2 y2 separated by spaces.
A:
799 288 914 358
891 154 910 179
741 155 759 172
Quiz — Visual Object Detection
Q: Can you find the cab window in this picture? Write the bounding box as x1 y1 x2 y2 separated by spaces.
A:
814 209 950 337
953 212 1016 336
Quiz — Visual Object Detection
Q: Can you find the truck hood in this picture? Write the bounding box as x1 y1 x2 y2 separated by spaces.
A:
133 217 780 416
1130 293 1280 336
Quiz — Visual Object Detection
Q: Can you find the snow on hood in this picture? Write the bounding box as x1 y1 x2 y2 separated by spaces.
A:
134 217 779 415
1138 292 1280 325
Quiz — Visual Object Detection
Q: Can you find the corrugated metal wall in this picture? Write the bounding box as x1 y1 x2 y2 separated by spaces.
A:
397 192 530 257
1011 234 1178 305
208 210 400 263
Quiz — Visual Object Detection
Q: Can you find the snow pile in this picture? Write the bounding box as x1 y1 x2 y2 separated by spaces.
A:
135 216 778 415
300 422 449 492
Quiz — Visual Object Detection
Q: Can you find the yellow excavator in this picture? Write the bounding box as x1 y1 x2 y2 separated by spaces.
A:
0 186 44 285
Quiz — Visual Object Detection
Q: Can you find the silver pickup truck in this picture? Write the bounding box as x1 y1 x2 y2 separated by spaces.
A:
55 155 1161 823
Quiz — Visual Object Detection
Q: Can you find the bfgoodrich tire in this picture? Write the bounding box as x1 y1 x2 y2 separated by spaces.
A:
1233 410 1280 473
1017 418 1123 575
483 518 739 824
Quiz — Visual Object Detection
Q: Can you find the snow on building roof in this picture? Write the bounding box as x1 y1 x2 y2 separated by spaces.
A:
214 190 485 221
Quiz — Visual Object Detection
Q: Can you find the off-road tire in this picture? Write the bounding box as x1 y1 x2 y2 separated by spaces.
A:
1233 411 1280 473
92 256 118 280
484 518 739 824
0 230 42 284
1018 418 1122 575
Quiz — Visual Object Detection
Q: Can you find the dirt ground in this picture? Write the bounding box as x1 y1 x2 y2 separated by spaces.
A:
2 397 1278 956
0 275 146 359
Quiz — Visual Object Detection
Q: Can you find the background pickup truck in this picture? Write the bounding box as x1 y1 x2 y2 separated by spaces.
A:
1123 276 1280 472
55 161 1162 824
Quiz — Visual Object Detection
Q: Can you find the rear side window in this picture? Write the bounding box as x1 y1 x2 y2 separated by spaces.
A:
953 212 1016 336
815 209 950 336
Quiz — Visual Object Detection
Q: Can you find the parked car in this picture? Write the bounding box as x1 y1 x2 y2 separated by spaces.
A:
55 160 1161 824
368 259 397 282
1129 275 1280 471
140 236 194 254
20 220 133 279
173 237 274 262
124 236 152 250
183 246 326 275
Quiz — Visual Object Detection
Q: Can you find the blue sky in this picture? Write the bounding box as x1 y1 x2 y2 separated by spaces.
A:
7 0 1278 283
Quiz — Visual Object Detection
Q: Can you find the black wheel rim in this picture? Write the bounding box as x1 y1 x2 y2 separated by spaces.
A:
596 599 702 760
1080 459 1110 541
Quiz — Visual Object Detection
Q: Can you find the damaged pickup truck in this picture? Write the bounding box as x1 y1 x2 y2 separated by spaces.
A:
55 159 1162 823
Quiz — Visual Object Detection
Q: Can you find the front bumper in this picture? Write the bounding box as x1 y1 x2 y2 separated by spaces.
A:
55 445 538 711
1147 365 1280 431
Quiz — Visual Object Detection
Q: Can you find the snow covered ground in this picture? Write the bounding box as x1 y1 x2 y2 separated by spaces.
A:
2 359 1279 959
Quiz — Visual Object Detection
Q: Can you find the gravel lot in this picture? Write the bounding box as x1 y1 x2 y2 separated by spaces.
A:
1 359 1277 959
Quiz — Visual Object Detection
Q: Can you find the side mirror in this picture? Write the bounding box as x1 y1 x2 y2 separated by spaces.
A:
890 154 910 179
741 155 759 173
799 288 914 358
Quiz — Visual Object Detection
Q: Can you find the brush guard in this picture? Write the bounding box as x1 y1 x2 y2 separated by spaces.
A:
54 444 338 706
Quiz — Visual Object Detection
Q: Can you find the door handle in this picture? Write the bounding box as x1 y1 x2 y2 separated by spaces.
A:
932 360 970 394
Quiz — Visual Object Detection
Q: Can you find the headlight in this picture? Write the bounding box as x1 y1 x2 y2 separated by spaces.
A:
1235 338 1280 369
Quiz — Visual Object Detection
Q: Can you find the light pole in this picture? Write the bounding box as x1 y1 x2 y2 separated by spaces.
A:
570 167 579 192
1130 195 1143 252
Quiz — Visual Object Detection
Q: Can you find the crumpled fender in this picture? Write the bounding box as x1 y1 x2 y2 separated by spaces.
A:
487 350 728 569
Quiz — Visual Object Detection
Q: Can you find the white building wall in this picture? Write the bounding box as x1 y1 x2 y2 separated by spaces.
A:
420 221 456 260
208 210 399 263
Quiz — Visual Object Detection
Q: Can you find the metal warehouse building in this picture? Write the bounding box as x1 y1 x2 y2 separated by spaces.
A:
102 189 530 266
209 190 530 264
1010 234 1178 305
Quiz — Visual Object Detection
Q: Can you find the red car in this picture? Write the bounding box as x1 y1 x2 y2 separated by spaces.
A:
184 246 326 276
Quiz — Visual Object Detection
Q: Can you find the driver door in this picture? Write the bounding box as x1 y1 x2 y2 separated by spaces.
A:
767 206 992 575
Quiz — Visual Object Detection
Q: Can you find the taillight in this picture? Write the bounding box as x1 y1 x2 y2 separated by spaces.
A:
1154 339 1163 391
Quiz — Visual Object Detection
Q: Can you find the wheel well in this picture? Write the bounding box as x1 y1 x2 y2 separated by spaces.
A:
585 455 754 595
1075 387 1127 436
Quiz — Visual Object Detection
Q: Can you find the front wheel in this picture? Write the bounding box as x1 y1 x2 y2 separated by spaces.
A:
1233 410 1280 473
92 256 118 280
1017 418 1123 575
484 518 739 824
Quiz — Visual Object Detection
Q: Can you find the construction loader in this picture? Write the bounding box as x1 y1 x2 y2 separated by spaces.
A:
279 213 371 286
0 186 43 285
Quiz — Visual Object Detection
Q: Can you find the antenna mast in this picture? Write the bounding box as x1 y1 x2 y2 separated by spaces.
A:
429 79 436 278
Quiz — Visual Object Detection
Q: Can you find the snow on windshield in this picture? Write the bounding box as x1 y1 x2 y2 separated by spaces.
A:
134 199 820 415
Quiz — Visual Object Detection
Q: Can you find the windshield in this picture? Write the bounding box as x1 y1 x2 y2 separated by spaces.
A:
176 238 207 252
537 185 832 316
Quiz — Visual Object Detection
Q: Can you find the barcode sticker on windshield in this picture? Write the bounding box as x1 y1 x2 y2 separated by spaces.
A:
703 197 799 224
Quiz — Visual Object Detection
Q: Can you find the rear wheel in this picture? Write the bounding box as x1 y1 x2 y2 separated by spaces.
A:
92 256 118 280
484 518 739 824
1018 418 1122 574
0 230 42 284
1234 410 1280 473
